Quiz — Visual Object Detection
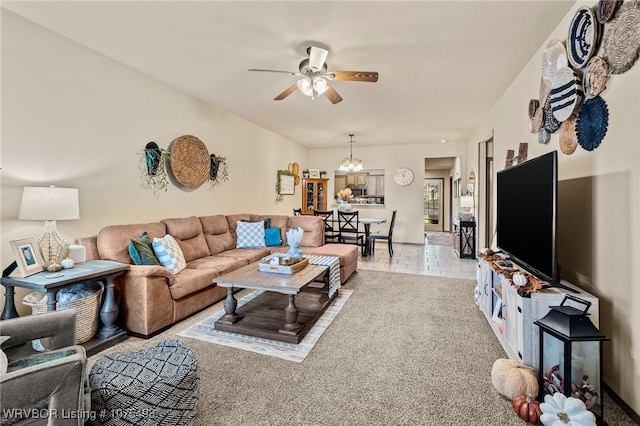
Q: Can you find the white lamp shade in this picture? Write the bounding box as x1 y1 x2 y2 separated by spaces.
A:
313 77 328 95
297 77 313 96
19 186 80 221
460 196 474 209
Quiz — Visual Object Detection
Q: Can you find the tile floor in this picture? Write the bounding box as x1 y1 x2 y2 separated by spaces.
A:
357 231 478 280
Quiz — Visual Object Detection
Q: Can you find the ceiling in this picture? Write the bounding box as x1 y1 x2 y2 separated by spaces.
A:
2 1 575 149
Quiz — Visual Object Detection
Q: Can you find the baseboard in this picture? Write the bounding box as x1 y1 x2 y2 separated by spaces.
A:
604 382 640 424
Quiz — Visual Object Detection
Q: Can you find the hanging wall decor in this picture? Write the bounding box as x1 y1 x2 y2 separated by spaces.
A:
140 142 170 195
209 154 229 188
275 169 296 202
168 135 211 189
139 136 229 195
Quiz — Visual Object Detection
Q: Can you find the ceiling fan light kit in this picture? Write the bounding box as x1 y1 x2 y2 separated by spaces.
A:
249 45 378 104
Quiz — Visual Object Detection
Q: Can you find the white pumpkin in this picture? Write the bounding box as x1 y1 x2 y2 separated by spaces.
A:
540 392 596 426
512 272 528 287
491 358 539 400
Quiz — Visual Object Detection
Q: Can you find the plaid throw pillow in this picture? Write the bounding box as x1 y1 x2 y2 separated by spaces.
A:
236 221 266 248
152 234 187 273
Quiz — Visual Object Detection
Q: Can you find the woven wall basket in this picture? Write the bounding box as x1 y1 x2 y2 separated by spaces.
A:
602 1 640 74
169 135 211 189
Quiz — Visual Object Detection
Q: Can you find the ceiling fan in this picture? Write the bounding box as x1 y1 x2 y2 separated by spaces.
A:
249 46 378 104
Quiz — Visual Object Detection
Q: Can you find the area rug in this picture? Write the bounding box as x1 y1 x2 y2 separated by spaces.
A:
426 231 453 246
177 289 353 363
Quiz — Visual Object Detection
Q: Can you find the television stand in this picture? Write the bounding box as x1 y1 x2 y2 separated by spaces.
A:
476 256 599 372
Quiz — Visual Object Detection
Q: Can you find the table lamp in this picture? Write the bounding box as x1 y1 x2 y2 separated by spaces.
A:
18 186 80 265
460 195 474 221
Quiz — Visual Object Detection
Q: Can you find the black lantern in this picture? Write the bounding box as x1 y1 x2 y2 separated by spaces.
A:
534 295 609 425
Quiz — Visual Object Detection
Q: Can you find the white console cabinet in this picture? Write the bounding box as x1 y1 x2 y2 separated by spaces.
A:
477 257 599 373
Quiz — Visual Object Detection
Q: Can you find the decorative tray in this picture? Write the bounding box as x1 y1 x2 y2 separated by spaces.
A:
258 258 308 275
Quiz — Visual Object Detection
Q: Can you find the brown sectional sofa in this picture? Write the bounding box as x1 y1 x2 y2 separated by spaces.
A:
78 213 358 338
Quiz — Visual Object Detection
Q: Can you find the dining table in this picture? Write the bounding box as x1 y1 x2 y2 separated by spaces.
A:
359 217 387 257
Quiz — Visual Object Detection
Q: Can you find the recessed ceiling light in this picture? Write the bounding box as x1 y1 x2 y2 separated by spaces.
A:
440 139 447 143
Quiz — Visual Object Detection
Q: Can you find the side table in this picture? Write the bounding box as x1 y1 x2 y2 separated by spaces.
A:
453 219 476 259
1 259 129 356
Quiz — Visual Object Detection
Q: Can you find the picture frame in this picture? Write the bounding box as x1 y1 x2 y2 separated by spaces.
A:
279 174 295 195
308 169 320 178
10 238 45 277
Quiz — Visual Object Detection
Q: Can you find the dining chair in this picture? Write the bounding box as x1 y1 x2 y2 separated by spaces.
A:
370 210 397 257
293 208 302 216
337 210 366 255
314 210 339 243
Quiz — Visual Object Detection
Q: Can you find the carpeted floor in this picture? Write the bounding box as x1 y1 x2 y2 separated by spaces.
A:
89 270 636 425
177 289 353 362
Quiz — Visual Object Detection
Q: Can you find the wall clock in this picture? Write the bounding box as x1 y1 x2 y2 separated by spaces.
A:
394 167 414 186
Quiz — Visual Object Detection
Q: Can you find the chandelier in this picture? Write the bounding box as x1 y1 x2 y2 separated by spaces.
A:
339 134 364 171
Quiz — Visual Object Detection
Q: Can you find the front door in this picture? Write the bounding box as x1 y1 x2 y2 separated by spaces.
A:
424 179 444 232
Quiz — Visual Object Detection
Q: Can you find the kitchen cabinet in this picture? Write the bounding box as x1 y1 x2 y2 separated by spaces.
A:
367 175 385 197
346 173 367 186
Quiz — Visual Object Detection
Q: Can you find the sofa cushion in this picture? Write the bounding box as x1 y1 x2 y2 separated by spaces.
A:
200 215 236 255
235 221 266 248
128 232 161 265
186 256 247 275
97 222 167 264
168 267 219 300
216 248 271 264
288 216 324 247
162 217 210 262
153 235 187 273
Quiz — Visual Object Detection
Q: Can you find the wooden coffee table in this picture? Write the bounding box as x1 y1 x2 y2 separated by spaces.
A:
214 261 335 343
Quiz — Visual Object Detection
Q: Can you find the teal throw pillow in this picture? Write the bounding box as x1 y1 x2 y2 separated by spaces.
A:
128 232 160 265
265 228 282 247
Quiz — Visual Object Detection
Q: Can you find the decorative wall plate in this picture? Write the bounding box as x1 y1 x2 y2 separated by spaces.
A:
567 6 602 69
542 96 561 134
169 135 210 188
549 67 583 122
576 96 609 151
602 1 640 74
540 39 568 102
559 115 579 155
585 56 610 98
538 128 551 145
596 0 623 23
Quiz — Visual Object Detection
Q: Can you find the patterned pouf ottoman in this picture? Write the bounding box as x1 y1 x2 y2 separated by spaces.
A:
89 339 198 426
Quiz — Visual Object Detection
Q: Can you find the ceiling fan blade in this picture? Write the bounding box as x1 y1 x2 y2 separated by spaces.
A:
274 83 298 101
325 86 343 104
249 68 300 76
328 71 379 82
308 46 329 72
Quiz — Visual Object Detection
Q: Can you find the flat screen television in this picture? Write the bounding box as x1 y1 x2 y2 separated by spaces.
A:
496 151 558 285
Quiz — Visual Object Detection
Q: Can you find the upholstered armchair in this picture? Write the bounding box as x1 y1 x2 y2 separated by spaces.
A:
1 310 90 425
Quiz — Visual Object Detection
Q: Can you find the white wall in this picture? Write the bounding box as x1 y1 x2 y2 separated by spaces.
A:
466 1 640 414
310 142 466 244
1 11 308 313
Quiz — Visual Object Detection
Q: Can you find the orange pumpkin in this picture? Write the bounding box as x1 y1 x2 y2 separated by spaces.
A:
513 394 542 424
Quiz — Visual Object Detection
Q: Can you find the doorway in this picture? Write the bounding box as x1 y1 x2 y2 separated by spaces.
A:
424 178 444 232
